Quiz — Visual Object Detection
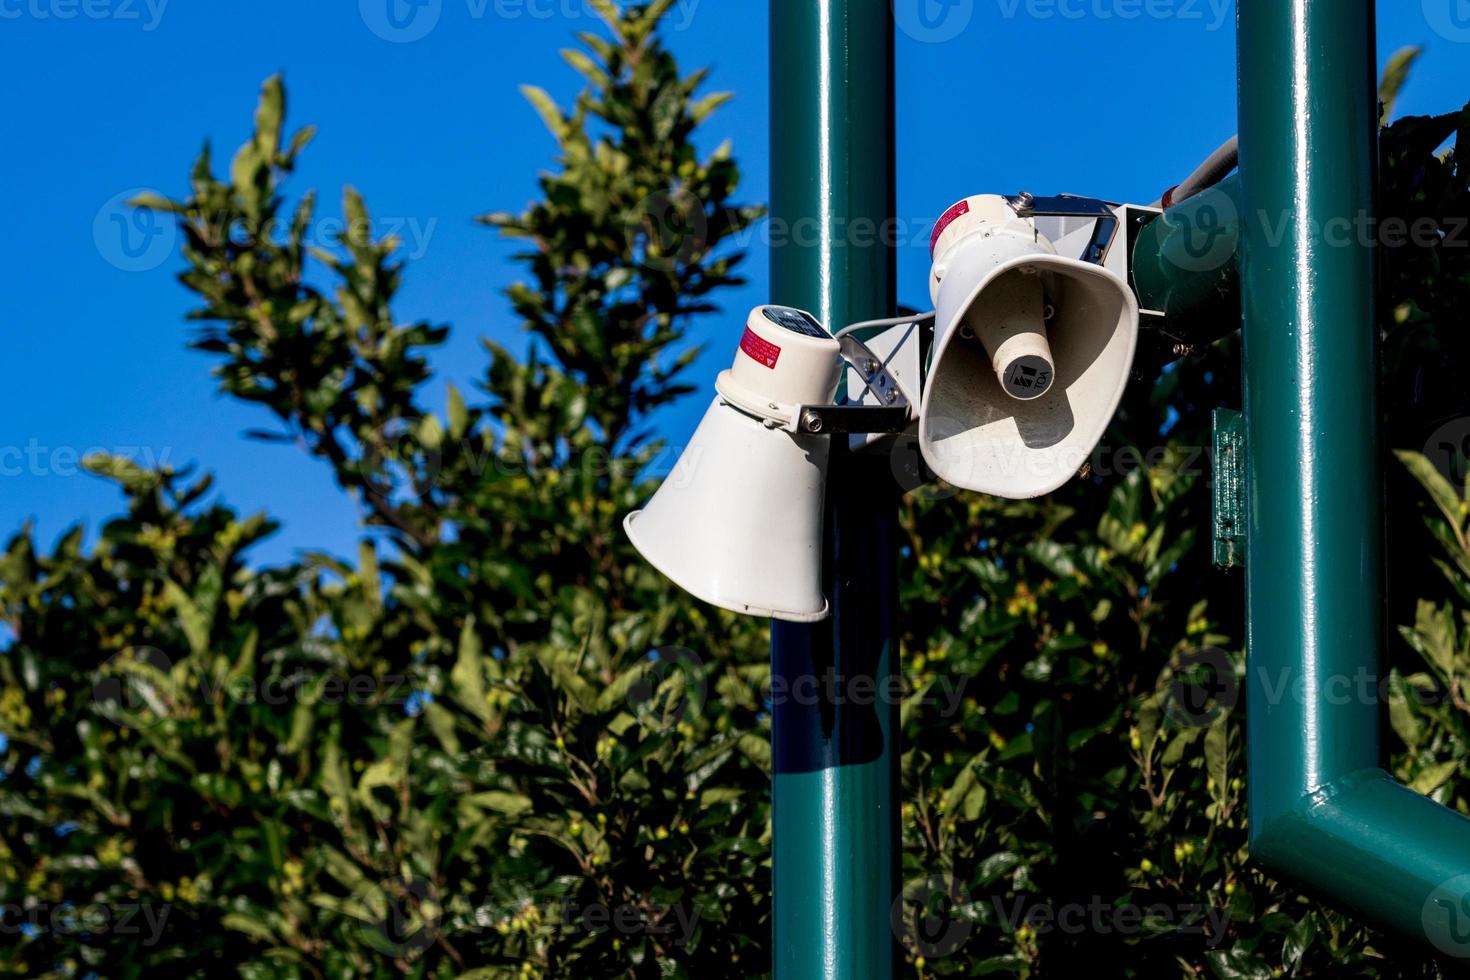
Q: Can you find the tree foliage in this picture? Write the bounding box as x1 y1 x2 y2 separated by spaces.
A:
3 9 1470 978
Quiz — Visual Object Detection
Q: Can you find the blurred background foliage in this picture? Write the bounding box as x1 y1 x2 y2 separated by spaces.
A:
2 4 1469 977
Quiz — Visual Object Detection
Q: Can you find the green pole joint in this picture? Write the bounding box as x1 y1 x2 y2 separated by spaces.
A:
1239 0 1470 953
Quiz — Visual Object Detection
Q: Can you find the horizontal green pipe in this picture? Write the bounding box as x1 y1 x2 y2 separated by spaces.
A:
1239 0 1470 956
1131 175 1241 351
1252 768 1470 947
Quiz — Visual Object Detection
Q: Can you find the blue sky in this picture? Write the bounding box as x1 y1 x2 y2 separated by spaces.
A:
2 1 1467 566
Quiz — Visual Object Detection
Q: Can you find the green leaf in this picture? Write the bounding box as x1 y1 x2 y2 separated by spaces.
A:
321 738 354 823
162 578 213 656
976 851 1021 887
1283 912 1317 974
465 791 533 816
1387 670 1422 749
1161 726 1203 767
255 74 286 155
595 659 653 713
560 48 608 88
689 91 733 124
128 191 183 214
942 760 980 818
1206 946 1274 980
230 140 264 203
416 413 445 452
519 85 565 139
222 913 278 944
1396 450 1463 529
1379 46 1422 121
1399 600 1459 677
446 383 469 441
423 702 461 756
286 124 317 161
1205 717 1230 802
1410 758 1460 795
356 718 416 807
736 733 770 771
82 453 161 492
583 0 622 30
451 617 494 726
358 540 382 611
537 645 598 715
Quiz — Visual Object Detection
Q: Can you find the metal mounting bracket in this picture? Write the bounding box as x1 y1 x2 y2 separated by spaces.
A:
793 335 912 435
1005 192 1121 265
1212 408 1247 568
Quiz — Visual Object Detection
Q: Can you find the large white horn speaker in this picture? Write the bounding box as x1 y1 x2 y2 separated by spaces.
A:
919 195 1140 498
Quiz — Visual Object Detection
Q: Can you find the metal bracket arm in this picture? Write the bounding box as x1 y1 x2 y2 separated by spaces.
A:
793 334 913 435
1006 192 1121 265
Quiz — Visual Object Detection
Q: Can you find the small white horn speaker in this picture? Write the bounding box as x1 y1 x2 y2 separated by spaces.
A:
919 195 1140 498
624 306 842 622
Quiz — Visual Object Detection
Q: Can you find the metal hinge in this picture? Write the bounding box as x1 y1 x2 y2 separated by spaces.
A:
1212 408 1246 569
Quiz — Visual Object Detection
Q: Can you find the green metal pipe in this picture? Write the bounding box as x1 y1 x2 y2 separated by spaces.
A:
1239 0 1470 952
1131 175 1242 353
769 1 898 977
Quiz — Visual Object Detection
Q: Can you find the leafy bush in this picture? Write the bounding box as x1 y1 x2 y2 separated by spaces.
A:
2 7 1470 978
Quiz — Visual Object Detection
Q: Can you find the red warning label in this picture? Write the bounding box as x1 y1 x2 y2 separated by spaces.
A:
740 327 781 369
930 199 971 257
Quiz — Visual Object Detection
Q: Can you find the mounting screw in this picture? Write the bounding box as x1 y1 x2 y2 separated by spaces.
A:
802 410 824 433
862 358 877 375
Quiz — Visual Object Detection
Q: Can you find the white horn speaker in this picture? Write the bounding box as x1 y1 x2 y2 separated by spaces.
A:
624 306 843 622
919 195 1140 498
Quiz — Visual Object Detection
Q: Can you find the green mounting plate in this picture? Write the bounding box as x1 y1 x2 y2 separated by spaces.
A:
1212 408 1246 569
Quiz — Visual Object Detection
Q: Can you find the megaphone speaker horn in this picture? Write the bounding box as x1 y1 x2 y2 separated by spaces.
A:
919 195 1140 499
624 306 843 623
624 397 830 622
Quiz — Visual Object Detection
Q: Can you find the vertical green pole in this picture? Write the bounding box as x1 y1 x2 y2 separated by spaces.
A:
1236 0 1470 942
1238 0 1382 832
769 2 898 978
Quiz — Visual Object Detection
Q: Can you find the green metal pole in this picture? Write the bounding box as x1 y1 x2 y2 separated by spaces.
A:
1239 0 1381 822
769 1 898 977
1239 0 1470 952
